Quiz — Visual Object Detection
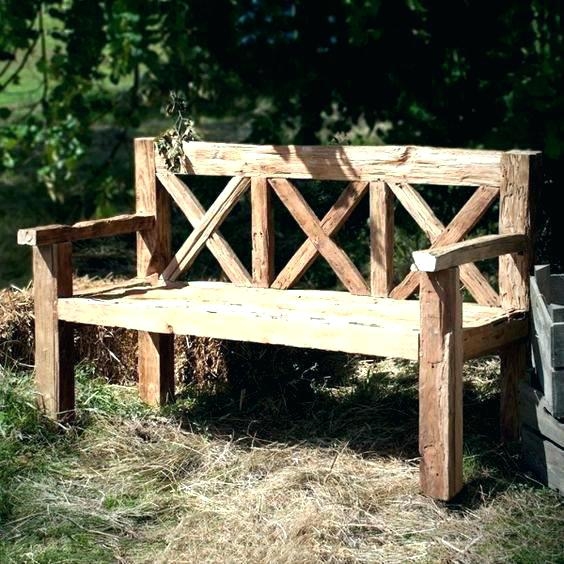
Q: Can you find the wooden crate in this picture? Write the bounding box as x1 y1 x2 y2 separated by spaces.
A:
520 382 564 493
531 265 564 418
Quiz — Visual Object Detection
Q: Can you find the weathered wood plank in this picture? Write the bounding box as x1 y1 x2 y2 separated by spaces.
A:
412 234 526 272
157 172 251 286
419 268 463 500
33 243 74 419
162 176 251 281
500 341 527 441
458 263 500 307
370 181 394 296
272 181 368 289
138 332 175 406
269 178 369 295
463 316 528 360
390 186 499 302
135 138 174 405
136 138 172 277
388 183 499 305
58 295 420 360
251 177 275 287
531 276 564 417
521 425 564 493
499 150 542 311
387 182 444 241
520 382 564 448
18 214 155 246
181 142 503 187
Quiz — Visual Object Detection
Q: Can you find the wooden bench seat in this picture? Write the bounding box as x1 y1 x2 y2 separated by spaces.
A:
61 280 527 361
18 137 542 501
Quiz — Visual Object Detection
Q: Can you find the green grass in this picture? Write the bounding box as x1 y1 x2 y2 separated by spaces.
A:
0 358 563 563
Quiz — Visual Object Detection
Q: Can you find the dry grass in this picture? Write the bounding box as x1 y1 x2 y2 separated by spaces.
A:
1 359 563 563
1 281 563 563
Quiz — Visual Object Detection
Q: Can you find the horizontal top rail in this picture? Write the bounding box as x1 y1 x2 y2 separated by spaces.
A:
172 141 505 187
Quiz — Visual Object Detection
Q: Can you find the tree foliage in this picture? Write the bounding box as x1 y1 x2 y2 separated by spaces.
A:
1 1 562 265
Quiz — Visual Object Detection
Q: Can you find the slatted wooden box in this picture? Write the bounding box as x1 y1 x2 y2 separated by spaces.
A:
530 265 564 418
520 382 564 494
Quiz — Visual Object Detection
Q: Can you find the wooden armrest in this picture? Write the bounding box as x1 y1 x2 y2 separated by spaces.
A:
412 233 527 272
17 213 155 246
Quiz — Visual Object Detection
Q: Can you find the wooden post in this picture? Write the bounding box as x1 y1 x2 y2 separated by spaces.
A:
135 138 175 405
251 177 274 287
499 150 542 441
370 181 394 296
33 243 74 419
419 268 463 500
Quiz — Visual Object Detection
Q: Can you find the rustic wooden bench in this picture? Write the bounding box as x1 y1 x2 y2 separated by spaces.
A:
18 138 541 500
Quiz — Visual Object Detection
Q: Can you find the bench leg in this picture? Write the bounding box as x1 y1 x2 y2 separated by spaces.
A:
499 341 526 442
138 332 174 405
33 244 75 420
419 268 463 500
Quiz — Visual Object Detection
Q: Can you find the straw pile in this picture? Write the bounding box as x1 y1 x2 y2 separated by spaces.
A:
0 279 227 388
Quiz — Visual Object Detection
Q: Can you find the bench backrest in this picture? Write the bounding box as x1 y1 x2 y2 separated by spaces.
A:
135 138 541 311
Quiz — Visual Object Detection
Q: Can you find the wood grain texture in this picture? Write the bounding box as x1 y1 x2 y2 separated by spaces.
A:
138 331 175 405
520 382 564 448
269 178 369 295
157 172 251 286
181 142 503 186
58 280 518 363
136 138 171 277
521 425 564 493
531 275 564 417
389 183 499 305
387 182 444 240
162 176 250 281
135 139 174 405
251 177 275 287
499 150 542 311
272 181 368 289
412 233 526 272
419 268 463 500
33 243 74 419
500 341 527 442
390 186 499 301
370 181 394 296
18 214 154 246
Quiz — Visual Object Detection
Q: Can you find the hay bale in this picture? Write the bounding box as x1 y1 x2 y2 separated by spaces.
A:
0 279 228 387
0 284 34 367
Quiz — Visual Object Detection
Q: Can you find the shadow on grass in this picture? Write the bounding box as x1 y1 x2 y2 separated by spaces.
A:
167 350 530 509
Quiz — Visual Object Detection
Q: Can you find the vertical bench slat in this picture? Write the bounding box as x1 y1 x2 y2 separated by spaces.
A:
251 177 275 287
135 138 175 405
499 150 542 440
370 181 394 297
33 242 74 419
419 267 463 500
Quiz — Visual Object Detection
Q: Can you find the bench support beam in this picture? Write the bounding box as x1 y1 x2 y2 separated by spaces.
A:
419 268 463 500
33 243 74 419
498 150 541 441
135 138 175 405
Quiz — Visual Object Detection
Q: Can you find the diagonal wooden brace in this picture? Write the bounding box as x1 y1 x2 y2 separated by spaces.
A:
268 178 369 295
388 182 500 305
272 180 369 289
157 172 252 286
162 176 251 281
